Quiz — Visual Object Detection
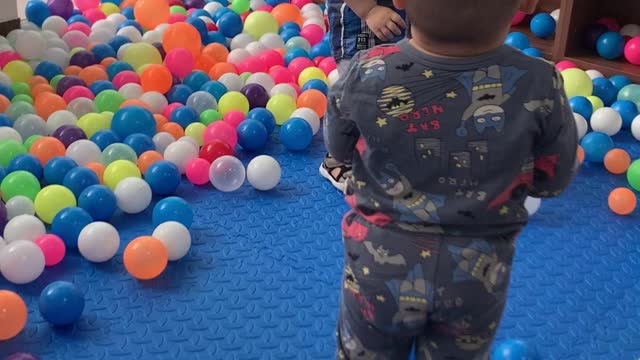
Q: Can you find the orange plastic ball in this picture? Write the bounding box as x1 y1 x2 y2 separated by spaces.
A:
101 57 117 67
576 146 585 164
141 64 173 93
202 43 229 64
0 290 28 341
64 65 82 76
137 150 163 174
297 89 327 117
34 92 67 120
604 149 631 174
134 0 170 30
154 114 168 131
160 122 184 139
162 23 202 58
209 62 237 80
79 66 108 85
28 75 48 88
0 95 10 113
85 162 106 184
30 137 66 165
123 236 169 280
194 54 217 73
32 83 54 99
271 3 303 26
120 99 152 110
608 187 637 215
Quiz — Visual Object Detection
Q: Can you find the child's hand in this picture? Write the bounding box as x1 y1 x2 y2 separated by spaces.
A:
364 6 407 42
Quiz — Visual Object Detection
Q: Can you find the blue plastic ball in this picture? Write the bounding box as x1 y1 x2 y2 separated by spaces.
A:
123 133 155 156
611 100 639 128
280 29 300 43
190 9 211 19
0 114 11 127
596 32 625 60
569 96 594 120
78 185 117 221
90 130 121 151
200 80 228 101
89 80 115 95
166 84 193 104
8 154 43 179
522 48 544 58
504 32 530 50
205 31 227 45
107 36 131 55
0 165 6 183
265 0 287 6
51 207 93 249
530 13 556 38
144 160 181 195
111 106 156 138
0 83 15 100
301 79 329 95
152 196 194 228
170 106 199 129
592 77 618 106
91 43 116 63
212 7 233 22
68 15 90 26
491 339 537 360
246 108 276 134
280 117 313 151
116 19 143 34
187 17 208 41
63 167 100 198
216 12 243 38
280 22 301 33
184 71 210 92
237 119 268 151
121 6 134 20
106 60 134 80
44 157 78 185
580 132 614 163
284 48 310 65
34 61 64 82
39 281 85 326
609 75 632 92
310 42 332 58
25 0 51 27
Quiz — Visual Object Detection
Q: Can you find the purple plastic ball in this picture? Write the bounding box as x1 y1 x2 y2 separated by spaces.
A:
0 201 7 234
184 0 206 9
47 0 73 19
240 84 269 109
52 125 87 147
583 23 608 51
56 76 86 96
152 43 166 59
69 51 98 68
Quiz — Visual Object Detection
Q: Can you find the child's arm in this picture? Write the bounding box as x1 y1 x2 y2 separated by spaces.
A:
324 61 360 164
530 70 579 197
344 0 406 41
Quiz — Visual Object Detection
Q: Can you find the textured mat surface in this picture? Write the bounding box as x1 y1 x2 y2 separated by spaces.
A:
0 132 639 360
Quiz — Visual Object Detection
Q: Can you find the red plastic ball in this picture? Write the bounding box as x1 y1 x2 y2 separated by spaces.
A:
199 140 234 163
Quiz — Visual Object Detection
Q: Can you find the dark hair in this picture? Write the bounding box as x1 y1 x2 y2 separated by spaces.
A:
405 0 521 46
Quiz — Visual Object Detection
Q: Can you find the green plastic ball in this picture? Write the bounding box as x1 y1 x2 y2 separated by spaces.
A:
200 109 222 125
11 82 31 96
95 90 125 113
103 159 141 190
11 94 33 104
0 140 27 168
100 143 138 165
0 170 41 202
24 135 43 150
628 160 640 192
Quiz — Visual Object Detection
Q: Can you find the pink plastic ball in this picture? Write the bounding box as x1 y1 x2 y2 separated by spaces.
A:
256 5 273 12
288 57 315 79
185 158 211 185
317 57 337 75
66 22 91 36
287 82 301 95
238 57 267 74
269 66 296 84
291 0 312 8
112 70 141 89
511 11 526 26
169 13 188 24
258 50 285 69
62 30 90 49
63 85 95 103
165 48 195 78
35 234 66 267
83 8 106 24
624 37 640 65
163 103 183 119
204 121 238 147
0 51 22 68
223 110 246 128
555 60 577 72
300 24 324 46
596 17 621 32
74 0 99 11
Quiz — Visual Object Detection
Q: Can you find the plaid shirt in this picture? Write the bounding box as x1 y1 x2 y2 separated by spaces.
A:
326 0 406 61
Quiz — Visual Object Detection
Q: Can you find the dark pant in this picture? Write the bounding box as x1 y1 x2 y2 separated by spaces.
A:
337 212 517 359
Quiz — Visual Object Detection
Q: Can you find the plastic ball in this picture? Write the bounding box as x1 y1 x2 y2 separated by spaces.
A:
3 214 46 243
113 177 152 214
163 140 198 174
52 124 87 147
102 159 141 190
632 115 640 141
152 132 175 154
34 234 66 267
246 155 280 191
609 75 631 92
246 108 276 134
209 155 245 192
504 32 530 50
184 158 209 185
77 221 119 262
123 236 168 280
51 207 92 249
491 339 537 360
240 83 270 109
611 100 639 128
296 89 326 118
34 185 77 224
580 132 614 163
628 160 640 191
237 119 268 151
266 94 296 125
77 184 116 221
569 96 593 120
30 136 66 166
561 69 593 98
587 95 604 111
216 12 243 38
0 140 27 168
152 196 193 228
204 121 238 147
524 196 541 216
111 106 156 138
90 130 121 151
244 11 278 39
8 153 43 180
5 196 35 220
218 91 250 115
199 140 234 163
144 160 181 195
530 13 556 38
574 113 588 140
134 0 170 30
591 77 617 106
618 84 640 104
586 69 605 79
0 240 45 284
39 281 84 326
608 187 636 215
280 117 312 151
218 73 243 92
0 290 28 340
65 139 101 166
1 170 41 202
63 166 100 198
624 37 640 65
603 148 631 175
596 32 625 60
152 221 191 261
590 107 622 136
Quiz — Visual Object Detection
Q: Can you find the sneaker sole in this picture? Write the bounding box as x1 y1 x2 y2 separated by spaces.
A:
319 163 346 193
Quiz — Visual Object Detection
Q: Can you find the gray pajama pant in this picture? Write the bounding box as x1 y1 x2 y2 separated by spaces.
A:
337 211 517 359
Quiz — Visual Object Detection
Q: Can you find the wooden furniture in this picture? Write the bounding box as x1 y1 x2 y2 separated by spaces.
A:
511 0 640 82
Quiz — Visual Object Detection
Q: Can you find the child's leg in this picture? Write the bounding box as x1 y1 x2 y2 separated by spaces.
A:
414 234 517 359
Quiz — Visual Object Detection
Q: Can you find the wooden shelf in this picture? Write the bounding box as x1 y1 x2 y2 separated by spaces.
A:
566 53 640 82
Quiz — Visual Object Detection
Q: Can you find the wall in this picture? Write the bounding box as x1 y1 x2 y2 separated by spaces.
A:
0 1 19 22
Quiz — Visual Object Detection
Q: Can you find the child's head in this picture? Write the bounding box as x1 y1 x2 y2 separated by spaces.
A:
394 0 539 53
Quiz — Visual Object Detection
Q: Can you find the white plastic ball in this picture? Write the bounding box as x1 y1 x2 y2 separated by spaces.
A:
47 110 77 134
142 30 163 44
42 16 68 36
245 41 267 56
40 30 60 41
231 33 255 50
13 114 48 140
62 30 89 48
586 69 604 79
550 9 560 23
186 91 218 115
78 222 120 263
227 48 251 65
6 29 23 46
303 18 326 31
245 72 275 92
67 98 97 118
291 107 320 135
117 26 143 43
620 24 640 38
209 155 246 192
573 113 588 140
140 91 168 114
3 215 46 243
0 236 6 251
92 19 116 34
156 23 170 33
114 177 152 214
0 71 10 85
47 38 69 51
153 132 176 154
107 13 127 26
204 1 223 15
15 30 46 60
178 136 199 149
0 127 23 143
524 196 542 216
250 0 266 10
590 107 622 136
117 43 133 60
43 47 69 68
631 115 640 141
89 30 113 44
270 83 298 100
328 69 341 86
152 221 191 261
0 36 7 45
260 33 285 49
199 16 213 25
219 73 244 92
21 21 41 32
247 155 281 191
66 139 101 166
0 240 45 284
164 140 199 174
5 196 35 220
301 3 323 17
119 83 144 100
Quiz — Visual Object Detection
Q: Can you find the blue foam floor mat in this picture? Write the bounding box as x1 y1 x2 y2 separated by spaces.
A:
1 132 639 360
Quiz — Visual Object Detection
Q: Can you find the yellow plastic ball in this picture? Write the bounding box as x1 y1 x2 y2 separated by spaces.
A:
185 122 206 146
34 185 77 224
561 68 592 98
218 91 250 115
103 160 142 190
122 43 163 71
243 11 279 40
267 94 297 125
3 61 33 83
77 113 110 138
587 96 604 111
298 67 328 88
100 3 120 15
